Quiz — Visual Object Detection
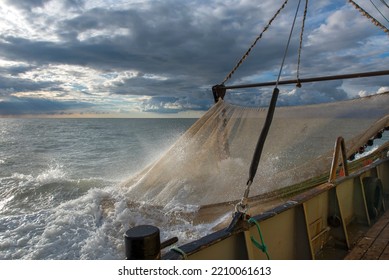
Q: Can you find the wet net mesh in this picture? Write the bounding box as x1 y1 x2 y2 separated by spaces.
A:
123 92 389 207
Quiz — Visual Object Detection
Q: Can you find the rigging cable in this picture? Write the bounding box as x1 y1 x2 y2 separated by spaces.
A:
348 0 389 34
221 0 289 85
380 0 389 9
296 0 309 87
370 0 389 25
236 0 303 213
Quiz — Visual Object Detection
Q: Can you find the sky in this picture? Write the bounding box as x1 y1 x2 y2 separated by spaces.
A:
0 0 388 118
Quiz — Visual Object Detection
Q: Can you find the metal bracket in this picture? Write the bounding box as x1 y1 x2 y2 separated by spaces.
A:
329 137 349 182
212 84 226 103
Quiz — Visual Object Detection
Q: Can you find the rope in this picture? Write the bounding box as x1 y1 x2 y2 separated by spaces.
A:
248 218 270 260
296 0 309 86
236 0 302 213
221 0 289 85
348 0 389 35
248 0 302 182
370 0 389 25
380 0 389 9
170 247 188 259
275 0 302 86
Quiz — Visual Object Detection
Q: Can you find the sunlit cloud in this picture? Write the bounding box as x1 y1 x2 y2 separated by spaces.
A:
0 0 388 116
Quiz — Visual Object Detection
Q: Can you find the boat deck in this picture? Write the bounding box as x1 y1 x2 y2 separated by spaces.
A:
344 209 389 260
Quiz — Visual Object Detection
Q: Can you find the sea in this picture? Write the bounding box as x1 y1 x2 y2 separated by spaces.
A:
1 117 387 260
0 118 216 260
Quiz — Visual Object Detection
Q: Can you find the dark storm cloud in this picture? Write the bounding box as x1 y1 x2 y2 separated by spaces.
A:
3 65 36 77
0 74 56 95
224 80 349 108
0 96 93 115
1 2 231 74
5 0 84 11
0 0 388 115
4 0 49 11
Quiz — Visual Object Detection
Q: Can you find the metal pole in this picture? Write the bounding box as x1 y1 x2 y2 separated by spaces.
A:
223 70 389 90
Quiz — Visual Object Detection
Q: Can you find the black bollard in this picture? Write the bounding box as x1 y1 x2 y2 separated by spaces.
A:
124 225 161 260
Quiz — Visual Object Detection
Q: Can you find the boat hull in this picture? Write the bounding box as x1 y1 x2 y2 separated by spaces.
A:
163 145 389 260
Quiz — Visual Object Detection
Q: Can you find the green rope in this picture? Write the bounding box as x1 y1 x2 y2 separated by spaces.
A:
170 247 188 260
248 217 270 260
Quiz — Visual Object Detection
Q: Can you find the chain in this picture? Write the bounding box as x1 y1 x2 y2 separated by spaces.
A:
221 0 289 85
348 0 389 35
296 0 309 85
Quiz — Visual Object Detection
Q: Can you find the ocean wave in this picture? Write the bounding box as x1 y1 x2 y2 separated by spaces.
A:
4 164 67 189
0 195 14 212
0 163 114 217
0 180 224 259
35 164 67 184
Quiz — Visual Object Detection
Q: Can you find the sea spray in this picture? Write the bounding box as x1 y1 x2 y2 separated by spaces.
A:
0 118 210 259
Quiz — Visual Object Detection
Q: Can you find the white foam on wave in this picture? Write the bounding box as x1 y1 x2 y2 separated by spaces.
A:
36 164 67 184
5 163 67 189
0 195 14 212
1 151 231 259
0 178 224 260
0 210 49 259
0 186 115 259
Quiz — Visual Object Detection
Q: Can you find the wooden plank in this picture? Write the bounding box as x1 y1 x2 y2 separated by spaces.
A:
376 223 389 259
362 238 388 260
364 215 389 238
379 243 389 260
379 222 389 239
344 237 374 259
345 211 389 259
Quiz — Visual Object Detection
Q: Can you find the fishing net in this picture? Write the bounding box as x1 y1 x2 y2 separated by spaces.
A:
123 92 389 207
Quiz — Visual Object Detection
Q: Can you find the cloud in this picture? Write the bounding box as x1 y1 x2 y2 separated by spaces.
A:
140 94 211 114
4 0 49 12
307 7 373 51
0 96 93 115
0 0 388 116
224 80 350 108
